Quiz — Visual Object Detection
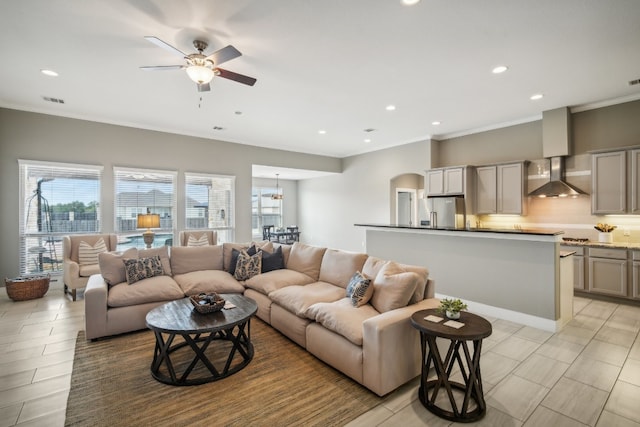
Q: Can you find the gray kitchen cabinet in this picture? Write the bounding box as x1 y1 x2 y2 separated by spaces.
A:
561 245 585 290
591 151 626 214
425 166 465 196
587 247 628 297
474 162 525 215
631 149 640 214
632 251 640 299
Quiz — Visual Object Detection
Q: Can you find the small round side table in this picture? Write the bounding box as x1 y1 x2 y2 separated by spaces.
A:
411 308 492 423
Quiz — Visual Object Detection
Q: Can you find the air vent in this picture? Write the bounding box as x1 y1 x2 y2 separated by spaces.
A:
629 79 640 86
363 128 376 133
212 126 224 131
42 96 65 104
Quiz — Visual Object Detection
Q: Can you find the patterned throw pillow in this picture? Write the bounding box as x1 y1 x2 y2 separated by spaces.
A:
78 238 107 265
346 271 370 298
233 250 262 281
187 234 209 247
123 255 165 285
350 277 374 307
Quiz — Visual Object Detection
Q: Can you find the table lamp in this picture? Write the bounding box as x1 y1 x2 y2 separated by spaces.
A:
137 208 161 248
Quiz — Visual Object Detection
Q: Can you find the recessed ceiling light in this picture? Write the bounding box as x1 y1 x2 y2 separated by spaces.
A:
492 65 508 74
41 69 58 77
401 0 421 5
530 93 544 100
318 130 326 134
364 138 372 143
432 121 441 126
385 105 396 111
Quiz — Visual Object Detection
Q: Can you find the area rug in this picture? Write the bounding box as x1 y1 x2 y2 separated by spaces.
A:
65 319 382 426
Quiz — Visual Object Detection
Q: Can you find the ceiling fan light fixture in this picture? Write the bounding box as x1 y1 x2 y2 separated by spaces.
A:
186 64 215 85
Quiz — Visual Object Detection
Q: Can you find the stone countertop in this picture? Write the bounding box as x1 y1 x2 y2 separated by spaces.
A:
560 239 640 250
354 223 564 236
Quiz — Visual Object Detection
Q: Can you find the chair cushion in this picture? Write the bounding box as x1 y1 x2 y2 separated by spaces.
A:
370 261 420 313
305 298 380 346
78 238 107 265
243 269 315 295
170 245 223 275
107 275 185 307
98 248 138 285
269 282 345 317
173 270 245 296
286 242 326 281
78 263 101 278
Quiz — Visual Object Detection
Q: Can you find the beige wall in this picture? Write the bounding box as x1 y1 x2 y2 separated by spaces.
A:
0 108 340 279
573 100 640 154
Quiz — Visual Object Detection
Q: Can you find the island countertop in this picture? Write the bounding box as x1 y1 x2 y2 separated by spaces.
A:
354 223 564 237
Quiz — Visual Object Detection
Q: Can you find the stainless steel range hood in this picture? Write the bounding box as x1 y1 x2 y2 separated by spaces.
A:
528 107 587 198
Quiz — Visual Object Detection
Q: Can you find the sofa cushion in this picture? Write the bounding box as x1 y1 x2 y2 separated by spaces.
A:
222 242 251 272
187 234 209 246
107 275 185 307
319 249 368 288
269 282 345 317
98 248 138 286
244 269 315 295
123 255 165 285
234 251 262 280
362 256 387 280
370 261 420 313
260 246 285 273
306 298 380 346
170 245 223 275
286 242 326 281
363 257 429 304
78 238 107 265
139 246 172 276
173 270 245 296
348 273 374 307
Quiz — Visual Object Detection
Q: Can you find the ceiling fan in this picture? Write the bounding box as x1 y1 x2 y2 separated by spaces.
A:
140 36 257 92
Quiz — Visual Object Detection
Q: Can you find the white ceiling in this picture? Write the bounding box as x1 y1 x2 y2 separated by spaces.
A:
1 0 640 166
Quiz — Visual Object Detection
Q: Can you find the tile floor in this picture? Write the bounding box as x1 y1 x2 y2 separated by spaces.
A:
1 280 639 426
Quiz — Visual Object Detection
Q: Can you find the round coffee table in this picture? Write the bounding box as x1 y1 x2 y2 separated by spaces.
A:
146 294 257 386
411 308 492 422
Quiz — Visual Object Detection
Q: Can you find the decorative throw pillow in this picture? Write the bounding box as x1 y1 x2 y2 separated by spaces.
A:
260 246 284 273
187 234 209 247
370 262 420 313
78 238 107 265
233 250 262 281
123 255 165 285
346 271 370 298
350 275 374 307
98 247 138 286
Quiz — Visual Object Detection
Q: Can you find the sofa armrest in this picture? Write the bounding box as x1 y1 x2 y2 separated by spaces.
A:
424 278 435 299
362 298 440 396
85 274 109 340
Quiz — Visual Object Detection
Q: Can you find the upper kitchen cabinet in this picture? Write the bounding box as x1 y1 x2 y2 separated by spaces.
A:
475 162 527 215
425 166 466 196
591 148 640 214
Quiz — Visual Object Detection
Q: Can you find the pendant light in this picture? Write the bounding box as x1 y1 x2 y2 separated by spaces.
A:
272 174 283 200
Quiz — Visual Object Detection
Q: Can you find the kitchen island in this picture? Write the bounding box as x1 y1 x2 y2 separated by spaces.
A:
355 224 571 331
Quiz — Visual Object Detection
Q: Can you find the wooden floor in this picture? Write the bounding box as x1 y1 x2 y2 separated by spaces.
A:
1 280 639 426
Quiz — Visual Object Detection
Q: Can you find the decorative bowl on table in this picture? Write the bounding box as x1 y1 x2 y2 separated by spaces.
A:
189 293 225 314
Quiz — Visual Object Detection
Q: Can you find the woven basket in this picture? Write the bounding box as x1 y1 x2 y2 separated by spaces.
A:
190 293 225 314
5 275 50 301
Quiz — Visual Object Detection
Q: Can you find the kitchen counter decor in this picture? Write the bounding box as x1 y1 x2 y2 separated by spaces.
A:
595 223 616 243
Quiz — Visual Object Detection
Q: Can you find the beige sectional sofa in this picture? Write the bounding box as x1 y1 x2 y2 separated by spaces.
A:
84 239 438 396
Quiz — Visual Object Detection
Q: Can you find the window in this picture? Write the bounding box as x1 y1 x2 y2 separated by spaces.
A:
185 173 235 243
114 167 176 249
251 186 282 238
19 160 103 276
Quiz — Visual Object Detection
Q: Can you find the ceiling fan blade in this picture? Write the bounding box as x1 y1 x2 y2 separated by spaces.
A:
206 45 241 66
197 83 211 92
144 36 187 58
140 65 184 71
216 68 257 86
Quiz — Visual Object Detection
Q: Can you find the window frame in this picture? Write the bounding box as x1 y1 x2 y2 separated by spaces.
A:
184 172 236 243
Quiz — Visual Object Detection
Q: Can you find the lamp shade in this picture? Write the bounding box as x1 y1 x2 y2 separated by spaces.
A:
137 213 160 229
186 65 214 84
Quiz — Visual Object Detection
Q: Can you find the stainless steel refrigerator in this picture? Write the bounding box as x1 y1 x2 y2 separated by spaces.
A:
425 196 466 229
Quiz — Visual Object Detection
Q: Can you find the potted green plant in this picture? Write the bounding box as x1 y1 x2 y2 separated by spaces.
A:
438 298 468 320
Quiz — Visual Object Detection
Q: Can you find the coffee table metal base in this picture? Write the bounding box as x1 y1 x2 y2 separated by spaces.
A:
150 320 253 386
